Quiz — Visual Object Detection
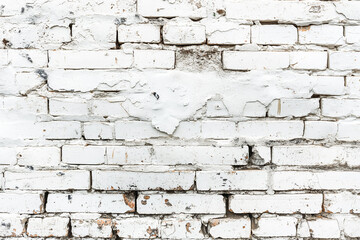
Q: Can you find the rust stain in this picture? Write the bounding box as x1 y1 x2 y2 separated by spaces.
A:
210 219 220 227
97 219 112 227
123 194 135 209
185 222 191 233
164 199 173 207
147 226 158 238
144 195 150 200
125 152 128 163
299 26 311 32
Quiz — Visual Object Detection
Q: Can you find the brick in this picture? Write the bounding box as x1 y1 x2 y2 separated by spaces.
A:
307 219 340 239
201 120 236 139
15 72 47 95
272 146 357 166
62 146 106 165
4 170 90 190
173 121 201 139
137 194 225 214
345 26 360 44
46 193 134 213
208 218 250 239
304 121 337 139
27 217 69 237
273 171 360 190
0 148 17 165
322 99 360 117
206 22 250 45
337 121 360 141
290 52 327 70
115 217 160 239
252 146 271 165
72 218 112 238
253 216 297 237
92 171 195 191
1 96 47 114
335 1 360 21
325 192 360 213
17 147 60 167
48 50 133 69
299 25 344 46
347 76 360 97
268 99 319 117
39 121 81 139
252 25 297 45
83 122 113 140
0 214 24 237
107 146 152 165
161 218 203 239
163 24 206 45
223 51 289 70
344 216 360 237
226 1 338 25
329 52 360 70
8 49 48 68
137 0 206 19
0 193 43 213
49 98 88 116
312 76 345 96
91 99 128 118
206 100 230 117
196 171 268 191
238 120 303 141
115 121 166 140
243 101 267 117
134 50 175 69
229 194 322 214
118 24 160 43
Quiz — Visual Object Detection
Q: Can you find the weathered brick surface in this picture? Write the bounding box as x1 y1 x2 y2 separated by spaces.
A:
1 0 359 238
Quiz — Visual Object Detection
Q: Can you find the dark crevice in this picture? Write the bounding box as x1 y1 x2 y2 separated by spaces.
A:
69 23 73 37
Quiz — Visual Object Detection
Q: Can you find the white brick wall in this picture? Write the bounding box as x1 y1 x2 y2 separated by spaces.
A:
1 0 360 238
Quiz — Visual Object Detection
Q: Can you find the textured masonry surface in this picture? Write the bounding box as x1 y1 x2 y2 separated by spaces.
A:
1 0 360 239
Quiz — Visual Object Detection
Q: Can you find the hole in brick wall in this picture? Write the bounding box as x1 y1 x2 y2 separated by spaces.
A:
68 23 73 37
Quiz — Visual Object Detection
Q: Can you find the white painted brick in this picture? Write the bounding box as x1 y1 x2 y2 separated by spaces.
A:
163 24 206 45
137 0 206 19
297 219 310 238
161 218 203 239
335 1 360 21
208 218 251 239
272 146 357 166
62 146 106 165
307 219 340 239
325 192 360 213
92 171 195 191
118 24 160 43
8 50 48 68
0 214 24 237
346 26 360 44
173 121 201 139
304 121 337 139
252 25 297 45
49 98 88 116
229 194 322 214
343 216 360 237
91 99 128 118
201 120 236 139
107 146 152 165
17 147 60 167
115 217 160 239
312 76 345 96
196 171 268 191
226 0 338 25
337 121 360 141
137 194 225 214
48 50 133 69
4 170 90 190
47 193 135 213
153 146 249 166
243 101 267 117
268 99 319 117
252 146 271 165
15 72 47 95
347 76 360 97
115 121 166 140
299 25 344 46
206 100 230 117
72 218 113 238
1 96 47 114
83 122 113 140
253 216 297 237
290 52 327 70
134 50 175 69
273 171 360 190
238 120 304 141
322 99 360 117
223 51 289 70
0 148 17 165
27 217 69 237
329 52 360 70
40 121 81 139
206 22 250 45
0 193 43 213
